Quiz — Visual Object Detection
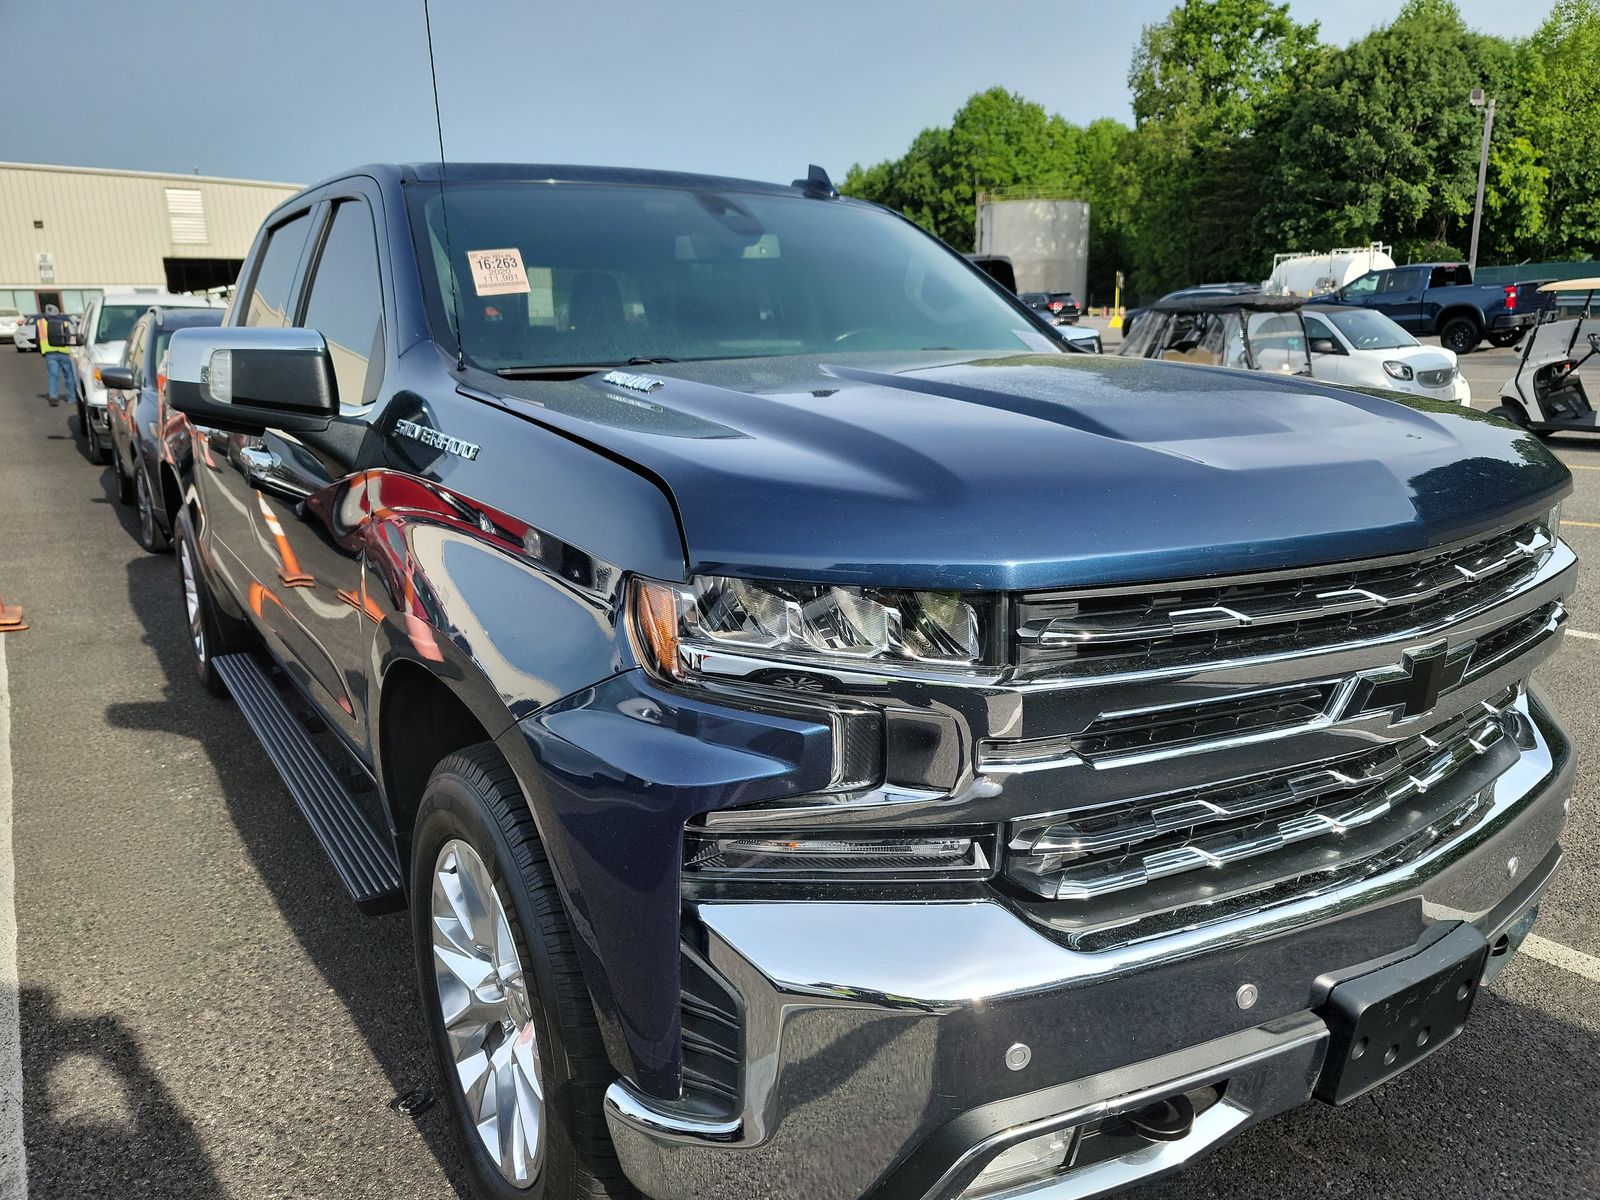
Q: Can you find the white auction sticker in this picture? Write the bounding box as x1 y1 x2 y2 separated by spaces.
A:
466 248 530 296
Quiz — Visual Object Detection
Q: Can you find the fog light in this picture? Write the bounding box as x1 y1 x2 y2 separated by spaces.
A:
961 1127 1075 1198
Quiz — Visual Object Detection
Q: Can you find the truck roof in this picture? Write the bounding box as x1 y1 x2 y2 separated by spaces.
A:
300 162 816 199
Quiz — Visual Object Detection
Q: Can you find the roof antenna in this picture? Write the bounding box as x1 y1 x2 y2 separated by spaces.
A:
423 0 465 372
792 164 839 198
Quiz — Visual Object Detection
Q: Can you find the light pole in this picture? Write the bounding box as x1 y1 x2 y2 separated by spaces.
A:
1467 87 1495 275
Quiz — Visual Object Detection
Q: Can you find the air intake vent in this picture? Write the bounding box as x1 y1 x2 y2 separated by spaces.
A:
680 948 742 1117
166 187 207 244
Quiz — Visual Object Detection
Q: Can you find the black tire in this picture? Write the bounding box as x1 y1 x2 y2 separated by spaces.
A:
110 444 136 504
174 507 250 696
1439 316 1482 355
411 745 633 1200
1487 330 1525 349
83 408 106 464
135 465 170 553
1485 402 1549 438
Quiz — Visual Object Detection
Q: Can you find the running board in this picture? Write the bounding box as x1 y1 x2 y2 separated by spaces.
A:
212 653 404 912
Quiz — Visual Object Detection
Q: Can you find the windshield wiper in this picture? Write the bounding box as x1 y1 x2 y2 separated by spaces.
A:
495 356 681 380
495 364 618 379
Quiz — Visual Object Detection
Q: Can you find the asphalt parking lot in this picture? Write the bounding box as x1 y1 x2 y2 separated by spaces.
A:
0 343 1597 1199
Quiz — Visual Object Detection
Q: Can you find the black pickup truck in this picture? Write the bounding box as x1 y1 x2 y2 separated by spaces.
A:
1320 261 1556 354
155 163 1574 1200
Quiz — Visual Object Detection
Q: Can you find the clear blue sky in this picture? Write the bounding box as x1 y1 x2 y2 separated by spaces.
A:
1 0 1553 187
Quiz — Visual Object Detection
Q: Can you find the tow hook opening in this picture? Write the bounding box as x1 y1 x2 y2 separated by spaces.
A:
960 1083 1225 1197
1110 1092 1196 1142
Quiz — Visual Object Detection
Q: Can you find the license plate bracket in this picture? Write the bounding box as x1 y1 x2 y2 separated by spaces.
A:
1314 922 1488 1105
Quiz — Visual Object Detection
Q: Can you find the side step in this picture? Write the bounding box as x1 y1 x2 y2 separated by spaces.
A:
212 654 404 912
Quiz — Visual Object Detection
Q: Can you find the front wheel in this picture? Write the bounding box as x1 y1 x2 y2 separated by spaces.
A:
82 406 106 465
1487 330 1525 349
412 746 633 1200
174 508 250 696
1439 317 1482 355
110 444 136 504
135 466 170 553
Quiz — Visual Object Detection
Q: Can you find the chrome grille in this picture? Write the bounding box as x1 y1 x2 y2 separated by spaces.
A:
1006 687 1519 905
1418 367 1455 388
1015 519 1552 678
983 682 1339 769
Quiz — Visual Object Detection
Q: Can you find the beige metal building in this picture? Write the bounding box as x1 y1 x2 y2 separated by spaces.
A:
0 162 301 317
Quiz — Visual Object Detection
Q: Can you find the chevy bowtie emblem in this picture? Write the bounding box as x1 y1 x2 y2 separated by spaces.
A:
1345 640 1472 722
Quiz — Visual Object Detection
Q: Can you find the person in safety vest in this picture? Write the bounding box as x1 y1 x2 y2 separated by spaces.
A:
36 304 77 408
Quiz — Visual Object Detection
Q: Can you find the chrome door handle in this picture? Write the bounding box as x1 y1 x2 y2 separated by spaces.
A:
239 446 311 502
239 446 278 477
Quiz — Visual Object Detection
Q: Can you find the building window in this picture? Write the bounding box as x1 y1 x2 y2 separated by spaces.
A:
166 188 208 244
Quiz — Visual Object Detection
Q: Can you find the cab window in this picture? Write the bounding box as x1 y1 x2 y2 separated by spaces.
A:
1343 273 1379 298
1380 268 1423 294
299 200 386 409
244 212 311 329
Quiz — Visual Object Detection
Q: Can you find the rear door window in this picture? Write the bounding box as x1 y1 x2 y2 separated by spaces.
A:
1380 268 1423 295
243 212 312 329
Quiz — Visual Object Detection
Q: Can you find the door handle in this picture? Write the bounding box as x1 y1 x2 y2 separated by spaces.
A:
240 446 312 503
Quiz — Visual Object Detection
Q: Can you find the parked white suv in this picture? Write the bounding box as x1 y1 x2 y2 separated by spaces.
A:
73 291 222 463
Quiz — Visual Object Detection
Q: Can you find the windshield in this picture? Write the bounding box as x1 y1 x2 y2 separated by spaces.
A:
409 182 1048 370
1322 307 1417 350
96 304 150 344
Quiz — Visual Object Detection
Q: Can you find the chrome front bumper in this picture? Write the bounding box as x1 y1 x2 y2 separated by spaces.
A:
605 688 1571 1200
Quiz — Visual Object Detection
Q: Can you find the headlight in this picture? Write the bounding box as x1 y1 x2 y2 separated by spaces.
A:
630 575 992 681
1382 360 1414 381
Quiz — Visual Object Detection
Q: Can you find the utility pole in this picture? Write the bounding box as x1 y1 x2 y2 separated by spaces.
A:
1467 88 1495 275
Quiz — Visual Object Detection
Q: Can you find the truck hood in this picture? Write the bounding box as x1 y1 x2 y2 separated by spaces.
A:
484 352 1568 590
91 340 126 365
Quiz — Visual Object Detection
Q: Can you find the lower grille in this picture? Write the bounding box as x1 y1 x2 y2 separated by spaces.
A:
1006 687 1520 910
1418 367 1455 388
680 949 742 1117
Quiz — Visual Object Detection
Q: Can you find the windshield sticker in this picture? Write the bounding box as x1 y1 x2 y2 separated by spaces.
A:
1012 328 1058 352
466 248 530 296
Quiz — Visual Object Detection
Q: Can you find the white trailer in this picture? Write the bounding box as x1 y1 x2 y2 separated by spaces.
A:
1266 244 1396 296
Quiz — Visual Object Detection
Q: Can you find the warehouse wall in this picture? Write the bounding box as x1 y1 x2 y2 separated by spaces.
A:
0 162 299 290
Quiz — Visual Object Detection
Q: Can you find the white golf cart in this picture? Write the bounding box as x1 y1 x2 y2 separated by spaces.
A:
1491 278 1599 437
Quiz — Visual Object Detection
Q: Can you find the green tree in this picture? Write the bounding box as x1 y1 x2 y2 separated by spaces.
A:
1257 0 1523 264
842 89 1140 300
1517 0 1600 257
1126 0 1322 295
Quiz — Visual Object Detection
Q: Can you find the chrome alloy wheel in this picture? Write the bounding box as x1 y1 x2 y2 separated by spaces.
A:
179 539 205 662
431 839 545 1188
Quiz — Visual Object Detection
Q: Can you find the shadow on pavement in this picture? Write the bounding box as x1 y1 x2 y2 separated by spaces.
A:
1139 983 1600 1199
18 986 222 1199
102 555 471 1196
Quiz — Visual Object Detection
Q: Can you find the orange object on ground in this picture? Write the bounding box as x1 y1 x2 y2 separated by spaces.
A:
0 594 26 631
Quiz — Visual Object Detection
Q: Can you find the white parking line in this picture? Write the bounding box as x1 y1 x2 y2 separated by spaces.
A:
0 636 24 1198
1565 629 1600 642
1522 934 1600 985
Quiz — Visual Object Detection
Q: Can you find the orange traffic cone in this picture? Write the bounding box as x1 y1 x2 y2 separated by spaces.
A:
0 592 26 632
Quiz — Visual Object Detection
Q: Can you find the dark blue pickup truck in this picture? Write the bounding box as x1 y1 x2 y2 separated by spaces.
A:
1320 261 1556 354
156 163 1575 1200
